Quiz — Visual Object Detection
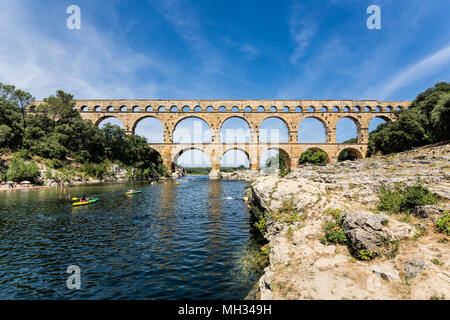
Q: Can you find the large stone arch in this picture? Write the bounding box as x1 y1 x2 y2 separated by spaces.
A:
299 147 331 164
131 115 164 134
260 146 292 169
94 115 125 128
219 116 252 143
172 146 212 171
298 115 330 143
259 116 290 143
172 115 213 132
172 116 213 144
335 115 362 143
220 147 251 168
337 147 364 161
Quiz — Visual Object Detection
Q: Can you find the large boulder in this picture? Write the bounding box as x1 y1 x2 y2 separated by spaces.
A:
342 211 391 254
412 205 444 219
404 258 427 280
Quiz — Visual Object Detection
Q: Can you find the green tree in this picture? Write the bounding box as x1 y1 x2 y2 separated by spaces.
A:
369 82 450 155
6 155 40 183
299 149 328 166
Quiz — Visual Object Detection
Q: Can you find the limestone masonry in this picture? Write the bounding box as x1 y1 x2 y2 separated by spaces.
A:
28 99 410 177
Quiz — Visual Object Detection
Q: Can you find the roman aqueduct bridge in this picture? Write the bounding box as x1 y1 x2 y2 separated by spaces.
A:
29 99 410 178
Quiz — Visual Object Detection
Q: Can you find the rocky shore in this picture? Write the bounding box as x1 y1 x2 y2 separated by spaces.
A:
244 143 450 300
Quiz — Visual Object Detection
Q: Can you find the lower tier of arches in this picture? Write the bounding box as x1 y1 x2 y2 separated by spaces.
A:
149 143 368 178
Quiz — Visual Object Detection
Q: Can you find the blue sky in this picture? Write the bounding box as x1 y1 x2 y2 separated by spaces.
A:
1 0 449 166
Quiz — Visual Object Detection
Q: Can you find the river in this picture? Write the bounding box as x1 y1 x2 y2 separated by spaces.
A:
0 177 266 299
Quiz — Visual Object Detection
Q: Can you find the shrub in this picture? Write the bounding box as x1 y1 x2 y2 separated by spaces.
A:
377 181 438 213
254 215 267 234
48 158 63 169
322 208 348 245
401 182 438 210
299 149 328 166
359 249 376 261
435 211 450 236
6 156 40 183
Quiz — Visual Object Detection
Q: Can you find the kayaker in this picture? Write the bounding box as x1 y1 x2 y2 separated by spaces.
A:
80 194 89 202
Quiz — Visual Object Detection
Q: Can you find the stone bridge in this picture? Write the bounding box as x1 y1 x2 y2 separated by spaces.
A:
28 100 410 178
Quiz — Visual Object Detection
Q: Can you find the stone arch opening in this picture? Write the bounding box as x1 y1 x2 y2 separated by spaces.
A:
220 117 251 143
369 116 390 132
173 117 212 143
343 106 350 112
183 106 190 112
231 106 239 112
158 106 166 112
120 105 127 112
308 106 315 112
173 148 211 172
270 106 277 112
171 106 178 112
283 106 290 112
81 106 89 112
259 117 289 143
219 106 226 112
298 117 327 143
295 106 302 112
194 106 202 112
220 149 250 169
106 106 114 112
96 116 124 129
94 106 102 112
353 106 360 112
245 106 252 112
375 106 381 112
364 106 371 112
338 148 363 161
206 106 214 112
332 106 339 112
257 106 265 112
259 148 291 169
299 147 330 165
336 116 359 143
146 106 153 112
133 116 164 143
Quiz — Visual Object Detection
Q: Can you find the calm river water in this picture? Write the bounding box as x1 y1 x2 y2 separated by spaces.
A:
0 177 266 299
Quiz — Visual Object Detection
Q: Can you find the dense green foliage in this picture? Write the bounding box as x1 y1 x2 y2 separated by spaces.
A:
369 82 450 155
377 181 438 213
299 149 328 166
435 211 450 236
0 83 168 182
320 208 348 245
5 155 40 183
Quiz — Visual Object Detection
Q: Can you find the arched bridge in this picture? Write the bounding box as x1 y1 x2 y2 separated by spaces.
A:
28 99 410 178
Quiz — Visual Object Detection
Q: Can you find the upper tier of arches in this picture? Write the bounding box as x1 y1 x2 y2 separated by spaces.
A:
70 100 409 114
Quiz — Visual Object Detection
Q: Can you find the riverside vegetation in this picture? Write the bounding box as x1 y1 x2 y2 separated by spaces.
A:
0 84 169 185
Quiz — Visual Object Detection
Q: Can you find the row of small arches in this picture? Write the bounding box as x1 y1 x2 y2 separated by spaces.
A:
77 104 407 113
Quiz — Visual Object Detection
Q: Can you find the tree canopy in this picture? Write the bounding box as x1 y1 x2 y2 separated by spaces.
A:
368 82 450 155
0 84 168 182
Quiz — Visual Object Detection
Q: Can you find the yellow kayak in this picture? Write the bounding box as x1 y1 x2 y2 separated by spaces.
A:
72 198 99 206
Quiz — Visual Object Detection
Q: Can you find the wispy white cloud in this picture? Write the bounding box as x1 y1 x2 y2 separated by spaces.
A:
288 1 317 64
376 45 450 99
